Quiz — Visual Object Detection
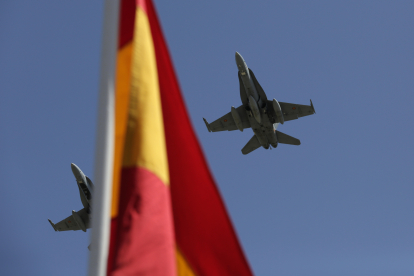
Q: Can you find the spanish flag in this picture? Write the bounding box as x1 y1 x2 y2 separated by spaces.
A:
89 0 254 275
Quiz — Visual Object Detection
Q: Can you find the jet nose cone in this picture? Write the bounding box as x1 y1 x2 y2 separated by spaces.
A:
71 163 82 179
71 163 88 185
235 51 242 61
235 52 245 67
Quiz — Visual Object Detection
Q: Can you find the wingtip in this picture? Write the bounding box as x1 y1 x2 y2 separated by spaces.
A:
48 219 57 232
310 99 316 114
203 118 211 132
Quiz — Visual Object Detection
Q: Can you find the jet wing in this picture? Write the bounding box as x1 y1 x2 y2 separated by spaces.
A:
48 208 90 232
276 100 316 122
204 105 251 132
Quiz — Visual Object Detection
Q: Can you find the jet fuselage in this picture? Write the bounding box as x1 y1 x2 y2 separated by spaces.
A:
235 52 278 149
202 52 315 154
235 52 259 101
71 163 93 213
48 163 94 233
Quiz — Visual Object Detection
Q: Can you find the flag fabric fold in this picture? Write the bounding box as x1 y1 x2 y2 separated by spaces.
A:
90 0 254 275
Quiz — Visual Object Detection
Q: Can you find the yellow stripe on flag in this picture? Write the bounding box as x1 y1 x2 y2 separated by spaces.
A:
176 248 196 276
112 42 133 218
122 6 169 185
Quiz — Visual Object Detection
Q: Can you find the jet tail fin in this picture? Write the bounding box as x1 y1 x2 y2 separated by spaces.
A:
242 135 261 155
276 131 301 145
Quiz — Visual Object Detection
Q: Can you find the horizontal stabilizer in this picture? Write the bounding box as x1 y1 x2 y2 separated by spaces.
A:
276 131 301 145
242 135 261 155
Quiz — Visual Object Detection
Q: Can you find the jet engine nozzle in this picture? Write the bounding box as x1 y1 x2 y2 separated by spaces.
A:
272 98 284 124
249 96 261 124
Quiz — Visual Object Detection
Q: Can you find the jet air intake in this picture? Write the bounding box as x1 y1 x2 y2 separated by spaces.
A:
272 98 284 124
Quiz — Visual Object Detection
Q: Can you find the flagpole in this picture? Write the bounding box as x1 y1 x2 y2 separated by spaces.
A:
88 0 119 275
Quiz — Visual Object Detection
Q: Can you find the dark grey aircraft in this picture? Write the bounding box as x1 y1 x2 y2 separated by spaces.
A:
203 52 316 154
48 163 92 232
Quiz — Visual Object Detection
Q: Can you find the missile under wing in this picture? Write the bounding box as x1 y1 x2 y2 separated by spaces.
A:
48 163 93 232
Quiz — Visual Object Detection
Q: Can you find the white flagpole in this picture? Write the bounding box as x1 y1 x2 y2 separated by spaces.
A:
88 0 119 275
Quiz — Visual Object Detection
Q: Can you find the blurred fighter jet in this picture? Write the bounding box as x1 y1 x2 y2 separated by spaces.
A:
48 163 92 233
203 52 316 154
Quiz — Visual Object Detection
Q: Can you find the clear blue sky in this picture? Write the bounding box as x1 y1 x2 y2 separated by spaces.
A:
1 1 414 275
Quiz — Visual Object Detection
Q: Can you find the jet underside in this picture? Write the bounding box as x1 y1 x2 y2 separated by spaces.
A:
203 52 315 154
48 163 93 232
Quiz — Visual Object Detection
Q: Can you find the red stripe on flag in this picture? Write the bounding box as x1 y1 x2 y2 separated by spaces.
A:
118 0 136 49
146 1 254 275
108 167 176 275
107 218 118 274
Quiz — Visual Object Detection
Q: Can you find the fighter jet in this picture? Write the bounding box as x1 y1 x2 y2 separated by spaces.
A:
203 52 316 154
48 163 92 233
